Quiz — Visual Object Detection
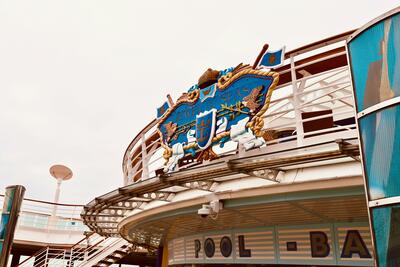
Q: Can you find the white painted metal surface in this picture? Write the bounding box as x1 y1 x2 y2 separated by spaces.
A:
0 195 87 246
17 232 135 267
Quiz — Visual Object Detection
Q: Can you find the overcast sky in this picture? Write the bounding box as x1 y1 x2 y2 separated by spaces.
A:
0 0 398 204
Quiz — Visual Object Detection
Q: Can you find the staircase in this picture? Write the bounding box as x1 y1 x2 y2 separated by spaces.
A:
17 233 134 267
79 237 131 267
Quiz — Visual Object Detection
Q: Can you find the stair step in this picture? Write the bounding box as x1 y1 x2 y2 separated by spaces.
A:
98 257 119 264
112 251 128 256
80 238 131 267
106 255 124 261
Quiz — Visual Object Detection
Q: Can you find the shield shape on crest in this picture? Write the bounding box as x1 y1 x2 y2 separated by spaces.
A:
196 108 217 150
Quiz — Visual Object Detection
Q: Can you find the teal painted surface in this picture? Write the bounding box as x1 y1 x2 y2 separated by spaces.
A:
2 189 15 212
0 186 16 263
387 15 400 92
0 214 9 240
372 205 400 267
349 22 384 111
359 105 400 200
349 13 400 111
348 10 400 267
0 187 14 252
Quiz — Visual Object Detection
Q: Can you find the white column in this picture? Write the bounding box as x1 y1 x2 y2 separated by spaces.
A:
51 178 62 217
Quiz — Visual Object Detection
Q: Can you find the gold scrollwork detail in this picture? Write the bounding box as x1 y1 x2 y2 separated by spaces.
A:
161 144 172 163
187 90 199 100
247 116 264 137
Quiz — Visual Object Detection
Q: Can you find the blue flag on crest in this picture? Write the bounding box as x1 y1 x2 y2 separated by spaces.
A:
157 101 170 118
259 46 285 68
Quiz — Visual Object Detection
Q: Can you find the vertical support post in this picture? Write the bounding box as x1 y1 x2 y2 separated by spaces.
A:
0 185 25 267
126 157 132 185
161 243 169 267
141 134 149 179
44 246 49 266
290 55 304 146
69 246 74 267
156 246 163 267
52 178 62 217
167 94 174 107
63 248 66 265
10 253 20 267
33 253 41 266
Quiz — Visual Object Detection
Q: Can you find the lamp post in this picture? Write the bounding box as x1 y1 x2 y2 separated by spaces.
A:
49 165 73 217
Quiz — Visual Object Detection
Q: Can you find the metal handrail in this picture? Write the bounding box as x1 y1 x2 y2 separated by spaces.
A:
17 233 91 267
0 194 83 207
73 237 125 266
17 246 49 266
0 195 88 235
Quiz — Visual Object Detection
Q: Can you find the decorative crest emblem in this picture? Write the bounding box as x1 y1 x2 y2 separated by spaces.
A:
157 43 282 172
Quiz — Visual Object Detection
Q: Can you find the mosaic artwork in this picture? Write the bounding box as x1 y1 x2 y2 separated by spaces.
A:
349 11 400 267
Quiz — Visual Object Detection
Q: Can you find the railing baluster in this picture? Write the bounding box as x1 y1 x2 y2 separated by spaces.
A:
290 55 305 146
141 133 149 179
44 247 49 267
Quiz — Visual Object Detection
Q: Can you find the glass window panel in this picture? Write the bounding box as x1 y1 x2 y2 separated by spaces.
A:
349 13 400 111
359 104 400 200
372 204 400 267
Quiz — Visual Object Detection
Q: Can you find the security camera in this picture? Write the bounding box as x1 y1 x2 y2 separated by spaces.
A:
198 200 223 218
198 204 211 218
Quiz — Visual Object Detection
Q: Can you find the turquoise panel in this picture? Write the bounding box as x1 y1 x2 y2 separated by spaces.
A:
372 205 400 267
0 214 10 239
348 10 400 267
349 13 400 111
359 105 400 200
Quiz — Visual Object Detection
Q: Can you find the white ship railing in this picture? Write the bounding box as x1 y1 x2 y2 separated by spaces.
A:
0 194 88 233
17 232 136 267
121 31 357 185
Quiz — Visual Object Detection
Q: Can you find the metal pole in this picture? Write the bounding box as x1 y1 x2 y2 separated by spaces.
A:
10 253 20 267
52 178 62 217
69 246 74 267
290 55 304 146
44 246 49 266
